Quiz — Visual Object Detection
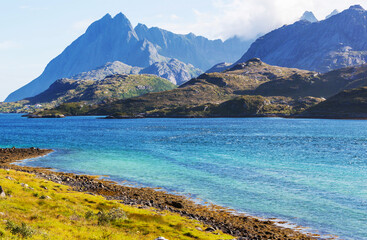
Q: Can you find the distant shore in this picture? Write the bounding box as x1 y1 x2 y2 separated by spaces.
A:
0 147 320 239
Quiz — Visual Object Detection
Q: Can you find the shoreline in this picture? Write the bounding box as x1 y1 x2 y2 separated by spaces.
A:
2 112 367 120
0 147 323 239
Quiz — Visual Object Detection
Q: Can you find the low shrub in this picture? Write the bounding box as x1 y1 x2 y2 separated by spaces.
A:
97 208 127 225
6 221 35 238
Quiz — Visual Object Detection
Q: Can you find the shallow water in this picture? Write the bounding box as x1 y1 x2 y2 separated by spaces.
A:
0 114 366 239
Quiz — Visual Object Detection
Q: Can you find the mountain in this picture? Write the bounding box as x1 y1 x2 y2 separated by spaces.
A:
237 5 367 73
300 87 367 118
300 11 318 22
5 13 251 102
26 74 176 106
326 9 339 19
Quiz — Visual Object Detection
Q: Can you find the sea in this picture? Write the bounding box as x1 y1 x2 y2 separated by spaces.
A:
0 114 366 239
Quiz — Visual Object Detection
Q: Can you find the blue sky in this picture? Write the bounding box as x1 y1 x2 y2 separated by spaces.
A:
1 0 366 101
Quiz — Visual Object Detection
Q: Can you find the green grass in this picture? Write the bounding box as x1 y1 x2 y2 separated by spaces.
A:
0 169 233 240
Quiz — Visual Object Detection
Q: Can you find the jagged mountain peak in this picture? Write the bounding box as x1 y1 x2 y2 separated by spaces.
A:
326 9 339 19
101 13 112 19
349 5 364 11
85 12 137 41
300 11 318 23
114 12 129 20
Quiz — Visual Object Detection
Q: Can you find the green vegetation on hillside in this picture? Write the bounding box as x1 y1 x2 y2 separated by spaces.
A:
0 74 176 113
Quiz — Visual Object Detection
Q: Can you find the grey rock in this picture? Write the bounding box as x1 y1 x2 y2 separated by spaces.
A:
5 176 15 181
39 195 51 200
154 237 168 240
205 227 216 232
0 186 5 198
206 62 232 73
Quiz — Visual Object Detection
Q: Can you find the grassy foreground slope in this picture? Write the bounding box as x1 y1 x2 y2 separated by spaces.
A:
0 169 232 240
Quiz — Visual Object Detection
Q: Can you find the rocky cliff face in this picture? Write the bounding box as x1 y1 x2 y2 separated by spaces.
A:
237 5 367 73
6 13 251 102
140 59 202 85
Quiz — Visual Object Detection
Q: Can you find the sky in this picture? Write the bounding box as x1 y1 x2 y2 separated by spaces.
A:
0 0 366 101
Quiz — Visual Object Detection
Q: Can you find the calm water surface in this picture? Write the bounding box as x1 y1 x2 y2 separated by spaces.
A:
0 114 366 239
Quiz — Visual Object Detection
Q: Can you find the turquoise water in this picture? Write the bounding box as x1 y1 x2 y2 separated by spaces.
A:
0 114 366 239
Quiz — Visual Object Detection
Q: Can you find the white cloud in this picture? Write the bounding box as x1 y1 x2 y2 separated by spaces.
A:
159 0 367 40
72 19 94 31
170 14 180 21
0 41 19 51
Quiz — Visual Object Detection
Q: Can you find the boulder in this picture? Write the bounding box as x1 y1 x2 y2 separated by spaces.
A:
0 186 6 198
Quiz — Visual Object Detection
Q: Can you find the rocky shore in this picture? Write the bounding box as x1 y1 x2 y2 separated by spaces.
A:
0 148 319 239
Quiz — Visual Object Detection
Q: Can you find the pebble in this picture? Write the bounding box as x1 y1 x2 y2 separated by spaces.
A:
154 237 168 240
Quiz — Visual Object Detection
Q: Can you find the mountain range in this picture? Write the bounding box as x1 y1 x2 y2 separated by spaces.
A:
237 5 367 73
5 13 251 102
38 58 367 118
